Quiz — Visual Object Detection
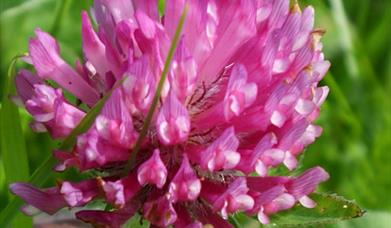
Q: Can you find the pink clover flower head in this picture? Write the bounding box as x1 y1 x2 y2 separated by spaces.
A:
12 0 330 227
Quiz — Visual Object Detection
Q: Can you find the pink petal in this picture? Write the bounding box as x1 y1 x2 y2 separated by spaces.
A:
29 29 99 106
263 193 296 214
76 201 139 228
286 166 329 198
137 149 167 188
212 177 254 218
200 127 240 171
81 11 111 80
198 1 257 84
124 56 156 113
156 91 190 145
168 154 201 202
10 183 66 215
98 89 138 148
257 207 270 224
299 195 317 208
224 64 258 120
283 151 298 170
143 196 177 227
15 69 43 103
135 10 156 39
60 180 99 207
100 173 141 208
170 38 198 101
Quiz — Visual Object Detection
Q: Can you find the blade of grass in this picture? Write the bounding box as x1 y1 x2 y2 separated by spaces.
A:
366 2 391 58
0 0 52 19
329 0 359 79
0 54 32 227
158 0 165 17
50 0 73 36
323 73 361 135
329 0 388 96
123 4 188 173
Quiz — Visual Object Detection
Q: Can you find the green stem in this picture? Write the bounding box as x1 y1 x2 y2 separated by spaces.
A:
229 215 242 228
50 0 73 36
0 54 35 226
123 4 188 174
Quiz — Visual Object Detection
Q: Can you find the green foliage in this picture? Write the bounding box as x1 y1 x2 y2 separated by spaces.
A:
231 193 364 228
266 193 364 227
0 55 32 227
301 0 391 214
331 211 391 228
123 213 150 228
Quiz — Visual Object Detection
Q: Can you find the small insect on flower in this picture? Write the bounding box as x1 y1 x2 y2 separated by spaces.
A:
11 0 330 227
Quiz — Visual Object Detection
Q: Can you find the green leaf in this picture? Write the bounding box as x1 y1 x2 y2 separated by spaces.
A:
229 215 243 228
123 213 150 228
50 0 73 36
158 0 165 16
332 211 391 228
0 54 32 227
266 193 365 227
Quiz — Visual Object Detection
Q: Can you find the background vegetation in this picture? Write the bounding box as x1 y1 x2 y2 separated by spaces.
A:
0 0 390 227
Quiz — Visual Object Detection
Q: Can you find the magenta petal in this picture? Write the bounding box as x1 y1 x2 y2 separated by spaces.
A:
170 38 198 101
137 149 167 188
198 0 257 84
135 10 156 39
15 69 43 103
224 64 257 120
144 196 177 227
98 89 138 148
53 150 79 171
156 91 191 145
247 176 290 192
168 154 201 202
124 56 156 113
263 193 296 214
10 183 66 215
76 201 139 228
198 212 233 228
29 29 99 106
24 84 85 138
81 11 111 81
236 133 278 175
77 210 130 228
212 177 254 219
200 127 240 171
60 179 100 207
101 173 141 208
133 0 159 20
286 166 329 199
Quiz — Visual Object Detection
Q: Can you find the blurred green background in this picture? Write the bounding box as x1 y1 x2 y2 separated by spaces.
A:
0 0 390 227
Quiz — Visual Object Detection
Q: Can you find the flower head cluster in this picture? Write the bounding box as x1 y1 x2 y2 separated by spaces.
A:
12 0 330 227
